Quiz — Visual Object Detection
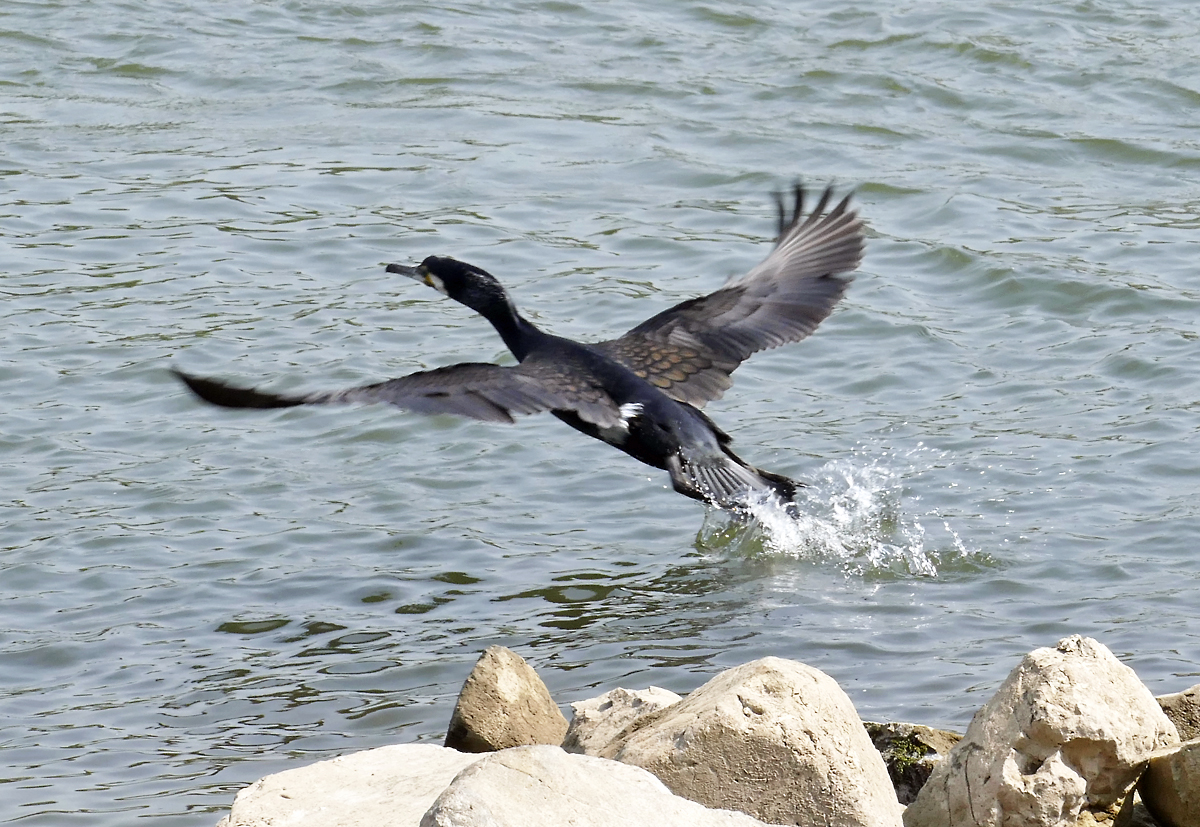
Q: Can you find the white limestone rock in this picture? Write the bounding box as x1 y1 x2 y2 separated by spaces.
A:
443 646 568 753
603 657 904 827
1157 684 1200 742
1138 737 1200 827
562 686 682 755
419 744 774 827
216 743 483 827
904 635 1180 827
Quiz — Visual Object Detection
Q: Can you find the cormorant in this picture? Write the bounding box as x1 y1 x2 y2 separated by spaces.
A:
174 184 863 509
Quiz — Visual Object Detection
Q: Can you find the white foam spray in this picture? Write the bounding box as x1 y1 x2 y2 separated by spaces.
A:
696 443 979 577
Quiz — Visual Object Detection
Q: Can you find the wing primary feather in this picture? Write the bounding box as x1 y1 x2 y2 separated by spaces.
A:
175 356 625 428
174 364 549 425
173 369 306 409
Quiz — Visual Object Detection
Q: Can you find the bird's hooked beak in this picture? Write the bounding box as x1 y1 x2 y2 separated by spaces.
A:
385 261 424 281
385 262 447 295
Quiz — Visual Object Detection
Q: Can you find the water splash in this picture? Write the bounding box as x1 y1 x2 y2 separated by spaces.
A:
696 444 979 577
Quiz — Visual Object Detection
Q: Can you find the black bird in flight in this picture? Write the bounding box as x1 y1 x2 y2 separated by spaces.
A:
175 184 863 509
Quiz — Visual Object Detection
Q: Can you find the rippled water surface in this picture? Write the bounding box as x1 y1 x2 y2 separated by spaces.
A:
4 0 1200 823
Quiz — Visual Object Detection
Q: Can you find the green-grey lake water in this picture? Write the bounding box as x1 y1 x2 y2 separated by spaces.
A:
3 0 1199 823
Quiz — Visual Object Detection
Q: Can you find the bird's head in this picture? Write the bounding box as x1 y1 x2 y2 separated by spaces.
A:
386 256 512 317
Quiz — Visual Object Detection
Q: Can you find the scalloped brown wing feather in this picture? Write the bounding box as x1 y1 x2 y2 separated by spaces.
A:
594 185 862 407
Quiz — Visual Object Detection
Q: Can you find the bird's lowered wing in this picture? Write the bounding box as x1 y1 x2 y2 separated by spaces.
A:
594 185 862 407
174 356 623 428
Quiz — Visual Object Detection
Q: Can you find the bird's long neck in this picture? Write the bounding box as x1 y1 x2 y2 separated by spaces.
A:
479 300 544 362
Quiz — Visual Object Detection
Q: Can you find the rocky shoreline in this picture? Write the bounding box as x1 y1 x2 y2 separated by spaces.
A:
216 635 1199 827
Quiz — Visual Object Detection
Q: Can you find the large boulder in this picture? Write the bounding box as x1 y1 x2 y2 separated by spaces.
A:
904 635 1180 827
444 646 568 753
1157 684 1200 742
1138 737 1200 827
419 745 773 827
216 743 483 827
562 686 682 755
602 657 904 827
864 721 962 805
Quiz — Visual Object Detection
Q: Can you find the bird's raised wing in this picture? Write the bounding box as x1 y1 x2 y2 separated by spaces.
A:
174 357 622 428
595 185 862 407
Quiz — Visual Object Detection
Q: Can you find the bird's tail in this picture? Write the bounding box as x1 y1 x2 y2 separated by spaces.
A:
666 453 798 509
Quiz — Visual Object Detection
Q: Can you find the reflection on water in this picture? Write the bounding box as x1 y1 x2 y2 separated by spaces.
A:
497 556 765 654
698 444 993 577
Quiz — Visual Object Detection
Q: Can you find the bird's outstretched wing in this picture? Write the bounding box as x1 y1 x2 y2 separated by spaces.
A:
594 184 862 407
174 356 622 427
